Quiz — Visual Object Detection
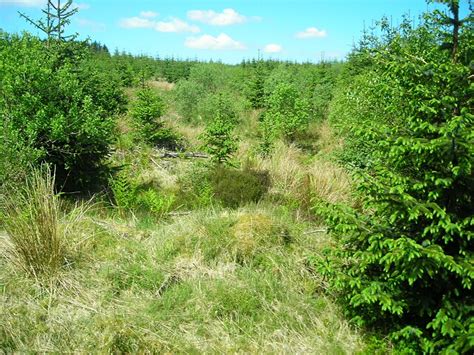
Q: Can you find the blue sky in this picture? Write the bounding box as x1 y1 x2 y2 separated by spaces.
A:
0 0 464 63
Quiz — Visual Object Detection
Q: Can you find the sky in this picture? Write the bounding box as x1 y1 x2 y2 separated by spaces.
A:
0 0 464 63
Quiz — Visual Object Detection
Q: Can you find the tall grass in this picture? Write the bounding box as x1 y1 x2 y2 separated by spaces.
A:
1 165 66 277
246 140 352 209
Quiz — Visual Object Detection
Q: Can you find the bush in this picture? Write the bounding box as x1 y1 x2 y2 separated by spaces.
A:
174 79 205 122
200 117 238 165
197 92 241 125
0 119 41 191
210 167 270 208
130 87 180 148
0 33 123 192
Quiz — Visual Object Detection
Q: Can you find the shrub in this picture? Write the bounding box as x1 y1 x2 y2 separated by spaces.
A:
200 117 238 165
0 33 123 192
210 167 270 208
0 119 41 191
197 92 241 125
174 79 205 122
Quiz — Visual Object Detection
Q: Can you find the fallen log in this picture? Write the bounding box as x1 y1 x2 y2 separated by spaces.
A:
159 151 209 159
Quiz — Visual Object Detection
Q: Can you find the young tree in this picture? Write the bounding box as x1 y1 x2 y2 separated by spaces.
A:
321 2 473 352
200 118 238 165
260 83 310 152
130 87 168 145
19 0 78 43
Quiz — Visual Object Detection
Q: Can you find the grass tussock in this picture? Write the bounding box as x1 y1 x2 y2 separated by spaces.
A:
0 165 90 279
247 140 352 209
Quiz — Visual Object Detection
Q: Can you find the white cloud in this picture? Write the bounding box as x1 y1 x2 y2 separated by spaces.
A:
120 16 155 29
296 27 327 39
187 8 246 26
185 33 245 50
140 10 158 19
0 0 45 6
156 18 200 33
264 43 282 53
76 18 105 31
120 15 199 33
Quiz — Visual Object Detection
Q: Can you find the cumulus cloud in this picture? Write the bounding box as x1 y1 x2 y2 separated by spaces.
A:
296 27 327 39
120 16 155 29
120 15 199 33
185 33 245 50
263 43 282 53
156 18 200 33
187 8 246 26
140 10 158 18
0 0 45 6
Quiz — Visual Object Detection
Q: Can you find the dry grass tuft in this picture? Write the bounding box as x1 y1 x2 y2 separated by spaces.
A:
1 165 91 279
1 165 64 277
148 80 175 91
305 159 352 205
247 140 352 209
315 120 344 155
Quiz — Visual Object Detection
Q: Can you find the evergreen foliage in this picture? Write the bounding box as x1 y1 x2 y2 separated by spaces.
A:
200 117 238 165
0 33 123 192
320 3 474 352
260 83 311 153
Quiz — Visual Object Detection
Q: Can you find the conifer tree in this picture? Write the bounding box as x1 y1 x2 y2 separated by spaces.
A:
19 0 78 43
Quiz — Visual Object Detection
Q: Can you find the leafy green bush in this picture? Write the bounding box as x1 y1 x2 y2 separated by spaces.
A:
197 92 242 125
174 79 205 122
0 33 124 192
210 167 270 208
0 119 41 191
320 7 474 353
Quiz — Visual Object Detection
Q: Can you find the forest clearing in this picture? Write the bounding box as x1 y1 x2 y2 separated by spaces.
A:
0 0 472 353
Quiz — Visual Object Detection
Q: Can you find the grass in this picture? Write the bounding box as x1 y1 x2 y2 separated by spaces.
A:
0 205 365 353
1 166 66 278
0 85 375 353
